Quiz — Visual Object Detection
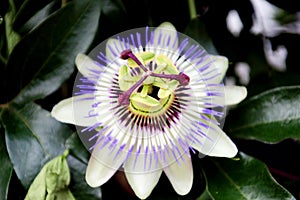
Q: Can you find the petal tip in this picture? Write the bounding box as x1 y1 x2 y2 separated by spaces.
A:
125 170 162 200
225 86 247 106
50 98 74 125
85 156 118 188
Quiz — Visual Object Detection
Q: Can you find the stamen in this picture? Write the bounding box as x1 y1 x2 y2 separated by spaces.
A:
118 73 151 105
120 49 148 72
119 50 190 106
150 72 190 86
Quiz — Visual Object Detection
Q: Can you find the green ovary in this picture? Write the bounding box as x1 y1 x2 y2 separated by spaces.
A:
129 86 174 117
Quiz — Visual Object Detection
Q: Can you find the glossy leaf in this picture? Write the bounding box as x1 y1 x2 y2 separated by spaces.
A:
65 133 102 199
0 102 72 188
0 0 101 104
65 133 90 165
226 86 300 143
0 129 13 200
14 1 59 34
13 0 56 32
67 155 102 200
202 153 295 200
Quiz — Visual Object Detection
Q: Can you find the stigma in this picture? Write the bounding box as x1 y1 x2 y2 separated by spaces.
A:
118 49 190 106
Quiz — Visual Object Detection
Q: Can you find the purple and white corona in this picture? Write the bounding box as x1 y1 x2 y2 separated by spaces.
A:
51 22 247 199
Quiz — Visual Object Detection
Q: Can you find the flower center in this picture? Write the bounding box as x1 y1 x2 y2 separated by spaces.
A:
118 49 190 117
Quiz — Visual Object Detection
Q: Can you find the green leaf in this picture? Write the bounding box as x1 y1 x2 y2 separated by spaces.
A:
4 0 21 54
12 0 56 33
67 155 102 200
0 0 101 104
184 18 218 55
65 133 102 199
202 153 295 200
197 190 213 200
226 86 300 143
0 102 72 188
13 0 59 34
65 133 90 164
25 150 75 200
0 129 13 200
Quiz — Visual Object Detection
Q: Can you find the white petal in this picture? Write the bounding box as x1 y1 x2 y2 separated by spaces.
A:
202 55 228 84
187 55 228 85
76 53 101 77
148 22 178 56
190 123 238 158
85 155 119 187
125 170 162 199
51 94 97 127
123 138 163 199
212 55 229 83
163 152 193 195
86 131 128 187
224 86 247 106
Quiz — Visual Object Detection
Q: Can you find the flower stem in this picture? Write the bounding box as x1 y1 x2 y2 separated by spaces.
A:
188 0 197 20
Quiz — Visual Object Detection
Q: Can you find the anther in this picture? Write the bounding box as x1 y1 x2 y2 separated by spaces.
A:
118 74 150 106
150 72 190 86
120 49 148 72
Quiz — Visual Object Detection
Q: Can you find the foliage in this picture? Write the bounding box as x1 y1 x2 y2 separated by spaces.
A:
0 0 299 199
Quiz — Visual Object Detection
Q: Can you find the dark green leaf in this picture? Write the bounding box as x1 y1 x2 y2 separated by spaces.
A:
14 0 60 34
0 128 13 200
13 0 56 32
226 86 300 143
99 0 125 22
0 102 72 188
202 153 295 200
184 18 218 55
0 0 101 104
65 133 89 164
68 155 102 200
197 190 212 200
4 0 21 54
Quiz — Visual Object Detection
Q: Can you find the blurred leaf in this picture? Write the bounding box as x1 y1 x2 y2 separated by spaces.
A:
0 102 72 188
0 0 101 104
275 10 297 25
226 86 300 143
14 0 60 34
65 133 89 164
12 0 56 33
0 129 13 200
202 153 295 200
184 18 218 55
99 0 125 22
67 155 102 200
25 150 75 200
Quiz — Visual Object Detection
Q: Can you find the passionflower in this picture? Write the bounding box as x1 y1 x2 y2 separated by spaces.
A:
51 22 247 199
